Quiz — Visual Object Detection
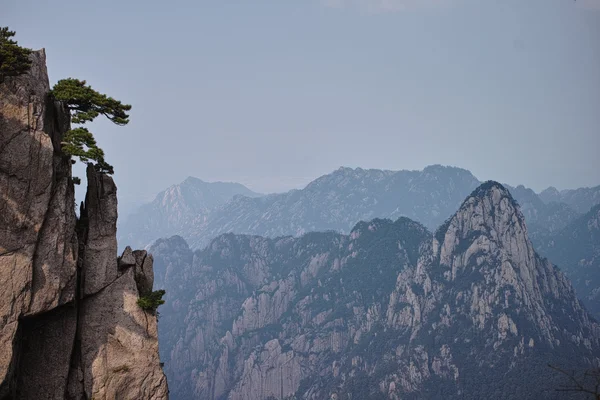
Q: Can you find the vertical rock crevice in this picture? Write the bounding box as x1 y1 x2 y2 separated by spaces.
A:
0 50 168 399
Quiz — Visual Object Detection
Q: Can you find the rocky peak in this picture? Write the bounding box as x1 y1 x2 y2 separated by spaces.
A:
117 175 261 250
539 186 561 203
437 181 529 261
0 50 168 398
152 178 600 399
181 176 205 185
421 164 477 179
434 181 596 348
305 166 394 190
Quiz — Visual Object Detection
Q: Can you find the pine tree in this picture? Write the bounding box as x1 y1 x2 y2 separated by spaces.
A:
0 27 32 83
137 290 166 313
51 78 131 125
51 79 131 175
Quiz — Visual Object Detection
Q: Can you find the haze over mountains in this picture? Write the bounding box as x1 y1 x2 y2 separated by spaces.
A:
115 163 600 400
538 204 600 319
114 163 600 399
118 164 600 251
4 0 599 398
149 182 600 399
118 177 262 249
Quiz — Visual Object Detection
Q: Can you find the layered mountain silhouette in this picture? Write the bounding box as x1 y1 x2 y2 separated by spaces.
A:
150 182 600 399
537 204 600 319
120 165 597 251
117 177 261 249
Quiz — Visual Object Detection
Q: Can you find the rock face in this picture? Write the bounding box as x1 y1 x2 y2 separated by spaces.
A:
152 181 600 399
0 50 168 399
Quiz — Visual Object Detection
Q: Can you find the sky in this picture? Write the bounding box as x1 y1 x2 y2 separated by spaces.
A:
3 0 600 213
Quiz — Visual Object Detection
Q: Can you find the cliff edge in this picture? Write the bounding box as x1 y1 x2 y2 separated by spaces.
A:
0 50 168 399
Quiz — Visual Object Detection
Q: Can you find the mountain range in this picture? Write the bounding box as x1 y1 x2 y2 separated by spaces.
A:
117 177 261 249
149 182 600 399
117 164 600 399
537 204 600 319
118 165 599 251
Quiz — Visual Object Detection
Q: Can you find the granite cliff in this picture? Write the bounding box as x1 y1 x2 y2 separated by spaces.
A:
0 50 168 399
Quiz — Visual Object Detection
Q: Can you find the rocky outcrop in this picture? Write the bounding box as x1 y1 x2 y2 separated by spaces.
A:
0 50 168 398
152 182 600 400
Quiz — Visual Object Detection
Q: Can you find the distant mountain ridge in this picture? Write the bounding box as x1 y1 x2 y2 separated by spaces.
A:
117 177 262 249
536 204 600 318
503 184 583 244
119 165 598 252
539 185 600 213
150 182 600 399
183 165 481 248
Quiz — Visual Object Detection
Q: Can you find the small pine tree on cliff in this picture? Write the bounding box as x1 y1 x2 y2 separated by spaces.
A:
0 27 32 83
51 78 131 175
137 290 166 313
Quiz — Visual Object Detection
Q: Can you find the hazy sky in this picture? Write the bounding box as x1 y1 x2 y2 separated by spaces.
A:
3 0 600 210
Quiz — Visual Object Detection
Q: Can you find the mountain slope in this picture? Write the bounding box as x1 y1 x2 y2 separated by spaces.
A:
538 204 600 318
504 184 580 245
184 165 482 248
151 182 600 400
539 185 600 214
117 176 261 249
123 165 589 252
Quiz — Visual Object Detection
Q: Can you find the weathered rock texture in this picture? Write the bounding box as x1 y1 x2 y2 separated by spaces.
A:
0 50 168 399
152 182 600 400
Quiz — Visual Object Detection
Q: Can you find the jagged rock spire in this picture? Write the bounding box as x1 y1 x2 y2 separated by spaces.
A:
0 51 168 398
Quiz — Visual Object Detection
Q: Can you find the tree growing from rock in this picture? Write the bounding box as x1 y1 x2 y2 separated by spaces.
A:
51 78 131 175
137 290 166 313
0 26 32 83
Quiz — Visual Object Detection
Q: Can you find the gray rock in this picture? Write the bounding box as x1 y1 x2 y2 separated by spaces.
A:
118 246 137 269
78 266 168 400
152 182 600 399
0 49 63 394
0 50 168 398
81 164 119 296
133 250 154 296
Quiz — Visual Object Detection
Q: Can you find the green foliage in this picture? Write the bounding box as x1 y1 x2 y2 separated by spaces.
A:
51 78 131 174
137 290 166 313
62 127 105 162
51 78 131 125
0 27 32 83
94 159 115 175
